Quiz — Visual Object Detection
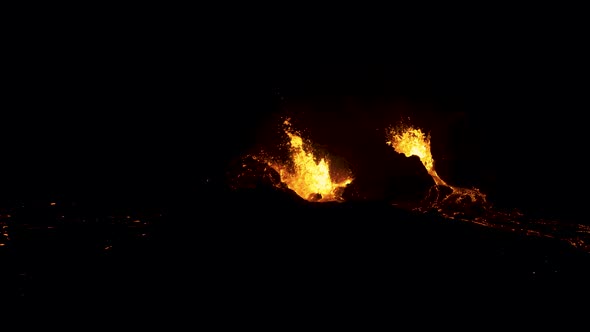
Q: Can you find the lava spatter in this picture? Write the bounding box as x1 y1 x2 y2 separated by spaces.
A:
386 120 590 253
386 121 487 210
235 118 353 202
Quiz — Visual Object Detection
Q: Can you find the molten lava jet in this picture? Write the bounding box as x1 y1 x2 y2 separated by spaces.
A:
245 119 353 202
386 124 446 187
386 121 488 212
385 120 590 253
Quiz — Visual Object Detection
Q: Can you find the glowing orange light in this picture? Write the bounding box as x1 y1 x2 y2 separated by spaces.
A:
258 119 353 202
386 120 487 210
386 124 447 186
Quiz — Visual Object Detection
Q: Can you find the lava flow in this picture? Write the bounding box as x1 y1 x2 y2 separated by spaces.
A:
386 120 590 253
246 119 353 202
386 121 488 212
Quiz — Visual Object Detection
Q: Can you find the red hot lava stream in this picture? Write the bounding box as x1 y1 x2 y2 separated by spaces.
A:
386 120 590 253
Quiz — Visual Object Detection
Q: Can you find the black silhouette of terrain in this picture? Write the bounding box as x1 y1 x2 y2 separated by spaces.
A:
2 178 590 311
4 23 590 316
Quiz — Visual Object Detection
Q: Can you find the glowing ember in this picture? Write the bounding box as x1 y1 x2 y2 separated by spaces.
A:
258 119 353 202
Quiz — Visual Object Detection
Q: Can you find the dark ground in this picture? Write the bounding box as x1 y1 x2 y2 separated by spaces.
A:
2 183 590 311
3 12 590 319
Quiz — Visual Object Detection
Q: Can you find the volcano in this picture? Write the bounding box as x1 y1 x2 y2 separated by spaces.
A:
4 97 590 311
4 44 590 312
226 111 590 254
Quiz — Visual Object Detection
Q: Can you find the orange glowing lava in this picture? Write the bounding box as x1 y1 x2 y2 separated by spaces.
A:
386 123 447 186
386 121 487 210
385 120 590 253
258 119 353 202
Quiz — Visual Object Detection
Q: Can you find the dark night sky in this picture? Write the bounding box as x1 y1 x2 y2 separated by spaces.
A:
3 12 588 219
